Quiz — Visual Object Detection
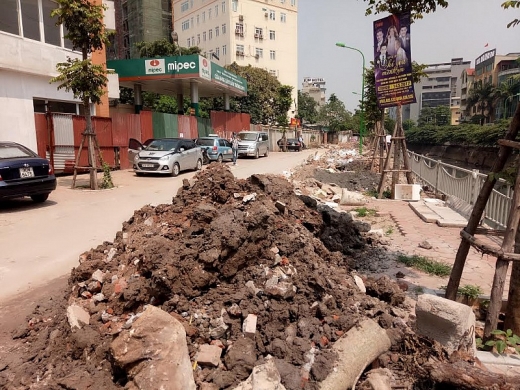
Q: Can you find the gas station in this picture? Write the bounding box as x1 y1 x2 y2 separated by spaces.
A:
107 55 248 116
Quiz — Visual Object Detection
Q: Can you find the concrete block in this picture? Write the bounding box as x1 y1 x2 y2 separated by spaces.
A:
353 275 366 293
196 344 222 367
67 304 90 329
340 189 366 205
91 269 105 283
394 184 421 201
416 294 476 355
243 314 258 337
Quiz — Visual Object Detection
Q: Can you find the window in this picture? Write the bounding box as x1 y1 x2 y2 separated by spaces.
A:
269 69 277 77
190 0 193 8
256 48 263 58
291 0 296 5
209 29 213 39
232 0 238 12
215 5 218 16
181 1 189 12
222 23 226 34
270 50 276 60
43 0 60 46
235 22 243 34
202 11 205 21
0 0 19 35
191 17 194 27
197 15 200 24
280 12 286 23
269 30 275 40
197 34 200 44
203 31 207 41
215 26 219 36
254 27 263 37
269 10 275 20
215 47 220 57
187 38 191 46
222 1 226 13
236 44 244 55
223 44 227 55
208 8 212 19
182 20 190 30
21 0 40 41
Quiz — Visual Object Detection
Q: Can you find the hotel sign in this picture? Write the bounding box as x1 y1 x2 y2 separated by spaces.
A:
475 49 496 66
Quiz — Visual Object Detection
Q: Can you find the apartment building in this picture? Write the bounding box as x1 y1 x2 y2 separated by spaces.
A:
0 0 118 150
405 58 470 125
459 68 475 122
301 77 326 107
172 0 298 115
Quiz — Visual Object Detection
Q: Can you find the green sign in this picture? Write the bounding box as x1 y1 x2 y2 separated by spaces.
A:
211 67 247 93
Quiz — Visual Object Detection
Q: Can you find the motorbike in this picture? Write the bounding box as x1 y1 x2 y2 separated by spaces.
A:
201 148 210 165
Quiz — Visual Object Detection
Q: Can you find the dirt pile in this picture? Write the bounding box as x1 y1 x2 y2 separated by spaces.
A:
0 163 479 389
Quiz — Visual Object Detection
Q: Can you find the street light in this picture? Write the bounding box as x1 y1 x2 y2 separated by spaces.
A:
504 93 520 120
336 42 365 154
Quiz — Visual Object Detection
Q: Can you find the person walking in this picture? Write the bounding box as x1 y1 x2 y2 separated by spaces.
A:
231 133 239 165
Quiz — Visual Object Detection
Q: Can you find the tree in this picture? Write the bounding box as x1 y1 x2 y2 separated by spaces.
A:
418 105 451 126
275 85 293 127
135 39 201 57
318 94 354 131
226 63 291 125
297 90 319 124
502 0 520 27
492 79 520 119
363 0 448 20
466 82 495 124
51 0 111 190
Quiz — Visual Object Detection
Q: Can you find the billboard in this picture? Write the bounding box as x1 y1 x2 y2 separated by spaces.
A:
373 12 416 108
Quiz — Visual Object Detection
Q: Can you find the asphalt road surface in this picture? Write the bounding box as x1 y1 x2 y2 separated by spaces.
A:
0 150 316 303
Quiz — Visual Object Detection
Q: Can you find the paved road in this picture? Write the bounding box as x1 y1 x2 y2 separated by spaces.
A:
0 150 316 303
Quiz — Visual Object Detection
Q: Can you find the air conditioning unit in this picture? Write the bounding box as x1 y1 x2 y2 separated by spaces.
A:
235 29 241 34
254 33 259 38
264 12 268 17
255 54 259 59
258 34 263 40
239 15 244 21
240 32 244 37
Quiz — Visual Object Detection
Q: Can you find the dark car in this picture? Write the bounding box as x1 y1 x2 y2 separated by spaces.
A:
0 141 56 202
277 138 303 152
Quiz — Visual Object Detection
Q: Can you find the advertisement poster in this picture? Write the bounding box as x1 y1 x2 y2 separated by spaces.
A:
373 12 416 107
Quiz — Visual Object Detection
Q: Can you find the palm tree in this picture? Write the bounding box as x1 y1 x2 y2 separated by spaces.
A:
466 82 495 125
492 79 520 119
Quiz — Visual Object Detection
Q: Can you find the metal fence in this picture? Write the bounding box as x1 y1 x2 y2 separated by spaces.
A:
408 151 513 229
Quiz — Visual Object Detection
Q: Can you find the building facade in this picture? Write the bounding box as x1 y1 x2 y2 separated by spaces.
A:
301 77 326 107
405 58 471 125
459 67 475 123
172 0 298 115
0 0 118 150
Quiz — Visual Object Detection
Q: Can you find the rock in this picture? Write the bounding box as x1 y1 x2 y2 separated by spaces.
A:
243 314 258 338
106 247 117 262
395 271 405 279
209 316 229 339
353 275 366 293
415 294 476 356
182 178 190 189
144 217 154 226
92 293 105 302
91 269 105 283
419 240 433 249
275 201 286 214
110 305 196 390
340 189 366 206
298 194 318 209
227 303 242 317
264 277 296 299
225 337 257 380
353 220 371 233
243 193 257 203
196 344 222 367
67 304 90 329
245 280 261 296
233 355 286 390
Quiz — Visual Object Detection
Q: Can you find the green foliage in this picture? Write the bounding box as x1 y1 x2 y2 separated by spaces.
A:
297 90 319 124
384 116 396 134
276 85 294 127
397 254 452 277
100 163 114 189
466 82 495 123
405 121 509 146
352 207 377 217
363 0 449 20
477 329 520 354
318 94 354 131
135 39 201 57
403 119 416 131
502 0 520 28
458 284 483 300
418 106 451 127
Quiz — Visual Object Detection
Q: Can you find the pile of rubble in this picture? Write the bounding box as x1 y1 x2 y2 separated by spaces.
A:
1 162 513 389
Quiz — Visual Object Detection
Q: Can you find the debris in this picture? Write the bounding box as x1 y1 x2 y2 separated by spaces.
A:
66 304 90 329
242 314 258 338
197 344 223 367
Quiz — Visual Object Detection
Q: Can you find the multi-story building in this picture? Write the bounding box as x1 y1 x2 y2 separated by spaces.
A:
301 77 326 107
405 58 470 125
172 0 298 116
114 0 173 59
459 68 475 122
0 0 118 150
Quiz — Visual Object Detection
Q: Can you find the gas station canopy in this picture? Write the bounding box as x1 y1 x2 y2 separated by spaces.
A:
107 55 247 98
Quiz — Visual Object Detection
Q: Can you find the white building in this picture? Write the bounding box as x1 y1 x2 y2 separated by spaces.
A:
173 0 298 115
301 77 326 106
0 0 118 151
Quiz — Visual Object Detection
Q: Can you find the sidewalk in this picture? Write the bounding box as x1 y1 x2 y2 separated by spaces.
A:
358 198 509 297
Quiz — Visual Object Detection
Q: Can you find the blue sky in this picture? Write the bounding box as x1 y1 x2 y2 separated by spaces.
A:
298 0 520 111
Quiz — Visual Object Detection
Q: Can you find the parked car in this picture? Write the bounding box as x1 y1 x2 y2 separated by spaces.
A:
0 141 56 202
277 138 303 152
128 138 203 177
236 131 269 158
195 135 233 162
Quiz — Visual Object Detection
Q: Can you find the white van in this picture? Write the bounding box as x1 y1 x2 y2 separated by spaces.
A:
237 131 269 158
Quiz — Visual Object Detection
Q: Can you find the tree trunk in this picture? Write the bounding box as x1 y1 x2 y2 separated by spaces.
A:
446 102 520 300
505 229 520 335
84 97 98 190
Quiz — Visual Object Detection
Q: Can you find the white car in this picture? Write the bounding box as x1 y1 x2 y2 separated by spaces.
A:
128 138 203 177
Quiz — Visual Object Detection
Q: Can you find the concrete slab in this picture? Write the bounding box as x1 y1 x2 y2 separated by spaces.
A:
408 199 468 228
